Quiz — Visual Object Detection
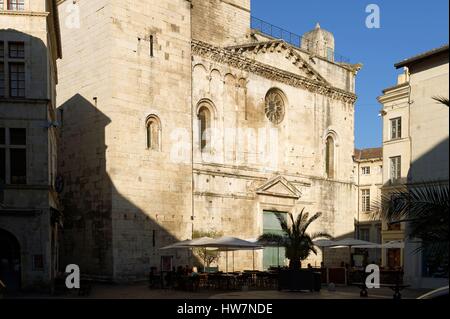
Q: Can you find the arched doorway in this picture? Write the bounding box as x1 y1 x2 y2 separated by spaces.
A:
0 229 21 292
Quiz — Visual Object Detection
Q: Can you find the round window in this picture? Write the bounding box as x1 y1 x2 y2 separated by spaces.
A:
265 90 285 124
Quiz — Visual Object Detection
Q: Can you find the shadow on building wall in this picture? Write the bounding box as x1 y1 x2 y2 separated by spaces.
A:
406 136 449 279
407 137 449 184
58 94 199 282
0 29 57 292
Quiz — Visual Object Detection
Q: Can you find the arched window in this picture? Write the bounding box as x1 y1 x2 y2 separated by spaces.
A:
326 136 335 178
198 106 211 152
146 115 161 151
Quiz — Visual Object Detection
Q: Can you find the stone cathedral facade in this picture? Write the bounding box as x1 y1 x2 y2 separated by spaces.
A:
56 0 361 282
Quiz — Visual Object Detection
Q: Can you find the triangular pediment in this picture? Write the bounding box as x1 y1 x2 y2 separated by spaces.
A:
256 176 301 199
226 40 330 86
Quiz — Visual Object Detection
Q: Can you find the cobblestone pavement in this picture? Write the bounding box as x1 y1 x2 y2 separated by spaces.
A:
4 282 430 300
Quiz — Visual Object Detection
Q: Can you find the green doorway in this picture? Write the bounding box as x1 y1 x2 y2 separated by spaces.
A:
263 211 287 270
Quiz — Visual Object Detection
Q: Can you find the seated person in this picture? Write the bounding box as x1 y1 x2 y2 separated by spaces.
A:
191 267 199 277
189 267 200 291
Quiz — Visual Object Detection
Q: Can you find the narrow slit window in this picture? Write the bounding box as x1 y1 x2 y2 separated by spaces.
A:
152 230 156 247
146 116 161 151
325 136 335 178
150 35 154 57
198 106 211 152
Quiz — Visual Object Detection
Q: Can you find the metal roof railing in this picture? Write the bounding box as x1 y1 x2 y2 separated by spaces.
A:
251 17 351 64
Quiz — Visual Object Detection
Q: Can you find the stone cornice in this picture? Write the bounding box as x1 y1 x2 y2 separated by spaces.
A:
378 83 410 104
0 10 48 17
192 40 358 104
221 0 250 13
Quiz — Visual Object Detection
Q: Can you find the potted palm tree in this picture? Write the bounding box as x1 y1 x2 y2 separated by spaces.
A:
258 209 332 291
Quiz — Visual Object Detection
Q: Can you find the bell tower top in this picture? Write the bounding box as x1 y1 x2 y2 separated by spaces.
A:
301 23 336 62
192 0 251 47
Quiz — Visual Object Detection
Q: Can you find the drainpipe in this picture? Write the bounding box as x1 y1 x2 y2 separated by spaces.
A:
406 68 413 272
190 0 195 239
356 161 360 239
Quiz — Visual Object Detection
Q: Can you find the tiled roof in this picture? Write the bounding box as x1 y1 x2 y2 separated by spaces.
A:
354 148 383 161
395 44 449 69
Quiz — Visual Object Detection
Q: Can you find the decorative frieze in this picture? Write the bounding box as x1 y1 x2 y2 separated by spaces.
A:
192 40 358 104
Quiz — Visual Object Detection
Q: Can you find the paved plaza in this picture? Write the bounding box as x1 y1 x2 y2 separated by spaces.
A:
4 283 429 300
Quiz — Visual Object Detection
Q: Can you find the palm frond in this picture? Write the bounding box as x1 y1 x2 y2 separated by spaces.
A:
379 182 449 222
310 232 333 240
433 96 450 107
375 182 449 261
295 208 304 227
300 212 323 234
294 208 306 236
258 233 285 245
274 212 289 234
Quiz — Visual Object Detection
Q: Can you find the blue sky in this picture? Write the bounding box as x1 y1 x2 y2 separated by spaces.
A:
252 0 449 149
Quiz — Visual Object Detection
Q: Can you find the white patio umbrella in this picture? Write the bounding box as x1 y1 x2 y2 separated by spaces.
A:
313 239 337 247
192 237 264 273
313 240 337 266
351 243 382 249
351 240 405 249
159 237 214 272
159 239 192 250
329 238 379 266
331 238 378 247
159 237 214 250
210 237 264 248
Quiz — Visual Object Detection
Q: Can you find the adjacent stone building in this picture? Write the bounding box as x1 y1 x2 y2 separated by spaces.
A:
0 0 62 291
379 44 449 288
353 148 382 265
56 0 362 281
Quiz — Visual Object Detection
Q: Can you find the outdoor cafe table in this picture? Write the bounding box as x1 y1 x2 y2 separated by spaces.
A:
222 273 238 289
